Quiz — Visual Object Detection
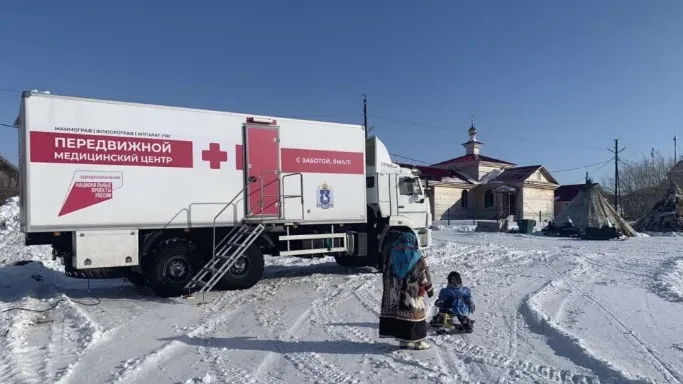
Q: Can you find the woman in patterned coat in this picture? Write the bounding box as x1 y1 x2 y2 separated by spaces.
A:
378 231 434 350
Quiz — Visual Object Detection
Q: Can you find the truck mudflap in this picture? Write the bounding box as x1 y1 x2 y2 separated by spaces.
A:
64 264 129 279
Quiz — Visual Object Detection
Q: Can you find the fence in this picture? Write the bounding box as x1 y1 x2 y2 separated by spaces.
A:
439 206 554 226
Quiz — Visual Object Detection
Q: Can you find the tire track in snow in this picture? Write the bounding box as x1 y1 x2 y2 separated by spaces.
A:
0 309 43 384
0 294 103 384
317 279 435 382
195 293 297 383
105 274 303 384
195 274 368 384
352 266 594 383
252 306 315 380
194 275 325 383
286 274 367 384
581 253 653 282
431 334 597 384
48 298 104 384
504 313 519 361
223 368 288 384
350 279 473 383
428 243 552 275
542 259 683 383
582 293 682 383
673 345 683 357
352 280 380 317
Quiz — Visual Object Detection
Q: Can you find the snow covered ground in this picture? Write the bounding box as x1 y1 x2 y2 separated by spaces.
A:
2 199 683 384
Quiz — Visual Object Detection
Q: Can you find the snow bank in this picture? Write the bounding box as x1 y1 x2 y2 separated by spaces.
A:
652 257 683 302
430 221 477 232
0 196 56 269
640 231 681 237
431 220 551 234
0 196 20 232
0 196 74 311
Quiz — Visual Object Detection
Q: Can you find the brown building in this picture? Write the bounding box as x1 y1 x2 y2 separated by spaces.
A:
553 183 595 217
0 154 19 201
402 123 559 222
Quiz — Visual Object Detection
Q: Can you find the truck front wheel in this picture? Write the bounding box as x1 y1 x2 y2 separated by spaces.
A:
334 255 373 269
147 238 203 298
218 245 264 290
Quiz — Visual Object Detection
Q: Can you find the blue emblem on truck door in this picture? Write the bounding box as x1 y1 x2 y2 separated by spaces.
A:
316 182 334 209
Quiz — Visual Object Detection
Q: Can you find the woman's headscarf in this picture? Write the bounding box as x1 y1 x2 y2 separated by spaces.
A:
390 231 422 279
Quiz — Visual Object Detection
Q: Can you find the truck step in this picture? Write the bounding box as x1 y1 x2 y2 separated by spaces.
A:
223 242 247 248
201 266 221 274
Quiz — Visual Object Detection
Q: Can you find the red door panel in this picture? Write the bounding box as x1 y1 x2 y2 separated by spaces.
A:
246 126 280 216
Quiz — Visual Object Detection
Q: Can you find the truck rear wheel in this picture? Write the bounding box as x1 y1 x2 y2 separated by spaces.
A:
218 245 264 290
147 238 203 298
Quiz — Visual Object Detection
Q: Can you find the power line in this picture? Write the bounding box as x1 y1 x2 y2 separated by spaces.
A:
1 123 16 129
567 158 614 184
368 113 606 152
549 160 616 173
587 158 613 177
0 87 21 94
389 153 433 165
390 150 614 175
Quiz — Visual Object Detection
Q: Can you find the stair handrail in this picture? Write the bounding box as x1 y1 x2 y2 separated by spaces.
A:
212 176 258 257
246 171 305 221
281 172 304 220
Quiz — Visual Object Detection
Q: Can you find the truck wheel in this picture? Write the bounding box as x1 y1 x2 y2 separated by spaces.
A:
125 270 147 287
219 245 264 290
147 238 202 298
334 255 372 268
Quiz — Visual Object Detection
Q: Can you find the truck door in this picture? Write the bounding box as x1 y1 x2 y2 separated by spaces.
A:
244 122 280 217
397 176 428 226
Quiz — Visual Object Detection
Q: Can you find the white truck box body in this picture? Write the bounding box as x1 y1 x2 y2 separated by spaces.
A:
18 93 367 232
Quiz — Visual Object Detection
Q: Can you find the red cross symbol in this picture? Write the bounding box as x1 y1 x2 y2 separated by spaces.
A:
201 143 228 169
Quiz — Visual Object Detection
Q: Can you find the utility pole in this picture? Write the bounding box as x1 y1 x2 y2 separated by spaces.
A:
362 94 368 139
675 135 678 165
608 139 626 212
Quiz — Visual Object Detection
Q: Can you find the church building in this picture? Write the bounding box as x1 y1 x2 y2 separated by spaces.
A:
401 122 559 222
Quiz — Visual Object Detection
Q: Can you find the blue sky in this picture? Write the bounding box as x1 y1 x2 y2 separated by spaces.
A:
1 0 682 184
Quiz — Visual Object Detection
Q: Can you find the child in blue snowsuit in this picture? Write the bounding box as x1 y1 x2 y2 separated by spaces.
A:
433 271 475 333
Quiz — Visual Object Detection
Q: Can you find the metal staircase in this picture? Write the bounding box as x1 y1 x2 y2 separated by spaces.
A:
183 171 304 297
184 222 265 294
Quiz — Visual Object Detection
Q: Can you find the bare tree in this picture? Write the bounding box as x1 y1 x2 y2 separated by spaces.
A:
601 150 674 220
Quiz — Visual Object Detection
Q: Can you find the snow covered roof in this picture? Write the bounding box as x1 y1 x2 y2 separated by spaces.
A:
396 163 474 184
487 165 559 185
